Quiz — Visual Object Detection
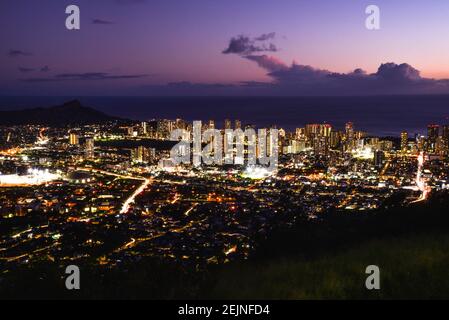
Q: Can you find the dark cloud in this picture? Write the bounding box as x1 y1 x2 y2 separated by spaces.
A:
375 63 421 82
268 63 332 84
21 72 148 82
255 61 449 95
255 32 276 41
222 33 278 55
56 73 148 80
92 19 115 25
40 66 50 72
138 61 449 96
8 50 32 57
18 67 35 73
245 55 288 72
167 81 234 89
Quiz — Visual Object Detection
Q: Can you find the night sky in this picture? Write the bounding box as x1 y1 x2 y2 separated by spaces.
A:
2 0 449 96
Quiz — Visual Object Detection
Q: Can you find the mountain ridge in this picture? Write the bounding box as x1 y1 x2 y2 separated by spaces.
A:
0 100 121 126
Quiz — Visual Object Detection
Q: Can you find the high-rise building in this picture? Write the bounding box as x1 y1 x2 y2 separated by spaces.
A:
85 138 95 159
295 128 305 140
131 146 155 163
208 120 215 130
344 122 355 151
330 130 342 149
427 124 440 153
436 136 445 155
235 120 242 130
374 150 385 168
443 125 449 155
157 119 176 139
401 131 408 153
141 122 147 135
175 118 188 131
305 124 332 155
69 133 79 145
416 135 426 152
345 122 354 139
224 119 232 130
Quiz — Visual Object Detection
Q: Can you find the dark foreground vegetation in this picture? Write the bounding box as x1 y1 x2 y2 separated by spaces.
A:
1 191 449 300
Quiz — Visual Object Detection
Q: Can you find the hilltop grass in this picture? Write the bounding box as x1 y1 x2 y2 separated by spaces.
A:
206 233 449 299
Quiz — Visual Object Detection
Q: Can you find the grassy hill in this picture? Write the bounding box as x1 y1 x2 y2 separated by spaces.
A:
206 233 449 299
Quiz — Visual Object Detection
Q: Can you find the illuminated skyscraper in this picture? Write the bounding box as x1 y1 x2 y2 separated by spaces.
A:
85 138 95 159
132 146 153 163
345 122 354 140
69 133 79 145
235 120 242 130
330 130 342 149
224 119 232 130
374 150 385 168
443 125 449 155
345 122 355 151
427 124 440 153
416 135 426 152
305 124 332 155
157 119 176 139
401 131 408 153
295 128 305 140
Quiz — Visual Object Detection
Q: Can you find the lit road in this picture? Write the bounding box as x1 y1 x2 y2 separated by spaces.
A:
412 152 430 203
120 178 151 214
78 167 151 214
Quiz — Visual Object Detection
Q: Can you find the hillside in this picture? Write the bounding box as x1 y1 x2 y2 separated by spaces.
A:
0 100 120 126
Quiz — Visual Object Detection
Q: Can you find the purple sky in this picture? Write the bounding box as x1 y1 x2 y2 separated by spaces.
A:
2 0 449 96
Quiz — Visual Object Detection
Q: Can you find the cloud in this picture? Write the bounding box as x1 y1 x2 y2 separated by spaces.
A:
8 50 32 57
18 66 50 73
222 33 278 55
375 63 421 82
21 72 149 82
92 19 115 25
255 32 276 41
244 55 288 72
222 33 449 95
255 61 449 95
18 67 35 73
268 63 332 84
142 61 449 96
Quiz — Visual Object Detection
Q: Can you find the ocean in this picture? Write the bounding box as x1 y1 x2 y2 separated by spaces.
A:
1 95 448 136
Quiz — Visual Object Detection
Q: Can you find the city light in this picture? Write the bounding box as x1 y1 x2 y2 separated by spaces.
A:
0 169 60 186
242 166 273 179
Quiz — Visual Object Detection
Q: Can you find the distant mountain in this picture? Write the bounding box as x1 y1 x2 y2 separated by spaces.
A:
0 100 121 126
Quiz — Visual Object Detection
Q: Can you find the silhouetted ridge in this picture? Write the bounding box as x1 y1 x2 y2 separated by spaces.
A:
0 100 120 126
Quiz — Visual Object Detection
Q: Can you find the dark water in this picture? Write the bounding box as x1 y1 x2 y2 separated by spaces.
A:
1 96 449 136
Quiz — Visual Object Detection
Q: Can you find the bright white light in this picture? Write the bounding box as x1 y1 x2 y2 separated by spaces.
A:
242 166 272 179
351 147 374 160
0 169 60 186
120 178 150 214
